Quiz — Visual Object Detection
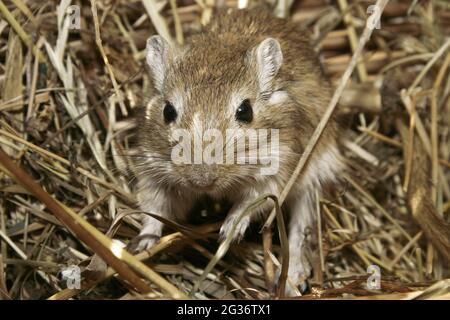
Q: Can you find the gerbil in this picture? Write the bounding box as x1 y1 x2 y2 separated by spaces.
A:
132 7 343 295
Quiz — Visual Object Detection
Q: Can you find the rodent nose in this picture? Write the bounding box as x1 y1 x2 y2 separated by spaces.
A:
188 169 218 188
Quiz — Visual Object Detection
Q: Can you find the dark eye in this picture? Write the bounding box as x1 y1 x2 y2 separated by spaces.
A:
235 99 253 123
163 101 177 123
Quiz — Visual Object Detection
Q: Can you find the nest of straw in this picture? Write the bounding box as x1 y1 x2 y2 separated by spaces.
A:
0 0 449 300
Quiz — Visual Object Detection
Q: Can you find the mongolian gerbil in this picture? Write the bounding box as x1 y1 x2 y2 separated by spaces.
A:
132 7 343 295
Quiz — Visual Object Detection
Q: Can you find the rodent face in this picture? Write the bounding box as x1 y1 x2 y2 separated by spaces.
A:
138 35 299 197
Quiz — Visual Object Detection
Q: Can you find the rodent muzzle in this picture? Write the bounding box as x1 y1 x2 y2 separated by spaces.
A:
186 165 218 189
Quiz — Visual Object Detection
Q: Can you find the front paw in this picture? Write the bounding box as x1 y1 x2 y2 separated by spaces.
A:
127 233 160 254
219 215 250 243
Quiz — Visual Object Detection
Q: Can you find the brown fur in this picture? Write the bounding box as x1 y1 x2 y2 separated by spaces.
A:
133 7 343 295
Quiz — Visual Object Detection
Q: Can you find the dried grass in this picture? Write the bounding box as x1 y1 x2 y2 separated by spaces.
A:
0 0 449 300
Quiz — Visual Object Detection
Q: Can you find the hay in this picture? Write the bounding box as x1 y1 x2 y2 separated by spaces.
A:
0 0 449 300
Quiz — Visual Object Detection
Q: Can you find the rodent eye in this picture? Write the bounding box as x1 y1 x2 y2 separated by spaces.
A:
235 99 253 123
163 101 177 123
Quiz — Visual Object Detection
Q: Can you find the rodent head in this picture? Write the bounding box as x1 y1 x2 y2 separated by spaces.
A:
137 34 298 197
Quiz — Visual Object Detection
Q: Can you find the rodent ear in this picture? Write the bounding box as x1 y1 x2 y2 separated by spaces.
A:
255 38 283 93
146 35 171 92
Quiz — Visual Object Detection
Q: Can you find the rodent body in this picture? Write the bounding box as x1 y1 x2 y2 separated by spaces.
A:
133 8 343 295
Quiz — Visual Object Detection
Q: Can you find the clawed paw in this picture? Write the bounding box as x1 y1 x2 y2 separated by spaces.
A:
126 234 159 254
219 215 250 243
271 260 312 297
271 271 310 297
